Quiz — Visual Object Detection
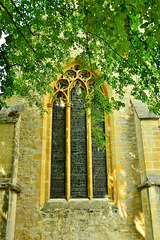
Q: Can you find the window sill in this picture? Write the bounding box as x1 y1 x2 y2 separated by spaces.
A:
41 198 118 213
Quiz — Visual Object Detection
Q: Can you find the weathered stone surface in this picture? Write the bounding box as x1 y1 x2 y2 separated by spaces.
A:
0 181 21 193
131 99 159 119
0 189 9 239
1 77 160 239
139 175 160 189
38 198 121 240
11 95 144 240
0 104 23 123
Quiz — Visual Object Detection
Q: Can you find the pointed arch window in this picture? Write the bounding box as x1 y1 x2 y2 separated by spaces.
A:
50 65 107 200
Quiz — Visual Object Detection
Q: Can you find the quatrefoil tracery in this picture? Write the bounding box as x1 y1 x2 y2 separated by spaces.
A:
54 65 95 102
65 70 76 80
56 79 69 90
78 70 90 80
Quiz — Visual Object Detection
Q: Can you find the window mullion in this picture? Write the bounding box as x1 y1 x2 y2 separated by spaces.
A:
65 102 71 200
86 108 93 199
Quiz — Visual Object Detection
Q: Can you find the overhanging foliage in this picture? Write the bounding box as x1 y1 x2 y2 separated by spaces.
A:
0 0 159 146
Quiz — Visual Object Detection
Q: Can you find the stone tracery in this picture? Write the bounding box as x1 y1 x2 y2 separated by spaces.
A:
50 65 107 200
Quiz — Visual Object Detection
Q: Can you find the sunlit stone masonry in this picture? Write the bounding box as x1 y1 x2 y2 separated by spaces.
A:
0 60 160 240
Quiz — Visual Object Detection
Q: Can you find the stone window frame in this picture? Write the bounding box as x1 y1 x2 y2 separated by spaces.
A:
50 63 109 201
50 66 96 200
39 61 114 208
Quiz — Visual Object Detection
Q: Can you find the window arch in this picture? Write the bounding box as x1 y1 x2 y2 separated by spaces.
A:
50 64 107 200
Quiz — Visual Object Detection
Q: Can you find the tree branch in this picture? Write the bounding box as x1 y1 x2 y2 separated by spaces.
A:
127 17 157 52
46 0 66 17
36 1 45 11
11 0 35 36
88 31 134 69
0 1 36 53
0 49 19 69
83 5 93 71
123 1 136 10
0 49 10 68
84 5 88 17
126 15 152 74
127 20 159 68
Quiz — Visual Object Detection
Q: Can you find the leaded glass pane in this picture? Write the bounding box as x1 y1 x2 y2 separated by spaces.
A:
92 121 107 198
71 82 87 198
50 97 66 198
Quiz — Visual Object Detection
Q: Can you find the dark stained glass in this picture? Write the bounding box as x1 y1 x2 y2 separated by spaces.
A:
50 97 66 198
50 70 108 199
92 121 107 198
71 82 87 198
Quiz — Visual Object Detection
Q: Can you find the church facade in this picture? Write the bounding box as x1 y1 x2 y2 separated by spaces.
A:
0 60 160 239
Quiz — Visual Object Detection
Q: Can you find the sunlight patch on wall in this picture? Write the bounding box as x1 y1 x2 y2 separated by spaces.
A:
0 167 6 176
134 212 145 238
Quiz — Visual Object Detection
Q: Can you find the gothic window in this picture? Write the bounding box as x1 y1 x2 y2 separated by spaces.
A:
50 65 107 200
71 83 87 198
50 97 66 198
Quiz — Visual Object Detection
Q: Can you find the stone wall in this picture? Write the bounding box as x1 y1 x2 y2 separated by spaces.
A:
11 92 144 240
0 105 22 239
0 122 15 239
0 67 160 239
132 99 160 240
155 186 160 233
14 198 143 240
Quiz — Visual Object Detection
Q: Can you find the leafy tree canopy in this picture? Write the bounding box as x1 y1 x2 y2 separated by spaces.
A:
0 0 160 132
